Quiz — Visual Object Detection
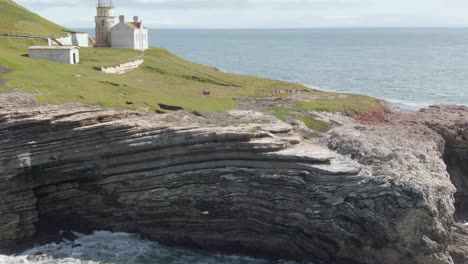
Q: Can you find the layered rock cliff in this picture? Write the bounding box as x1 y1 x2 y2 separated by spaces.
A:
0 95 467 264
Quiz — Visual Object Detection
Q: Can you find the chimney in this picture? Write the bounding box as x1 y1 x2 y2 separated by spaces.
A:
133 16 139 23
119 15 124 23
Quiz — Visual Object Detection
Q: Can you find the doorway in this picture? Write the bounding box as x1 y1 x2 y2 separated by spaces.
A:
73 53 77 64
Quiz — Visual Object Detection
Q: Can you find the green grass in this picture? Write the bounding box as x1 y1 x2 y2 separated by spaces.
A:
0 0 385 131
80 48 142 68
0 38 308 112
295 95 382 116
271 107 332 132
0 36 384 116
270 95 382 131
0 0 69 37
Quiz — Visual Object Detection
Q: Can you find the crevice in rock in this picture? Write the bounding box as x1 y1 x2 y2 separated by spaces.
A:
436 126 468 263
443 137 468 221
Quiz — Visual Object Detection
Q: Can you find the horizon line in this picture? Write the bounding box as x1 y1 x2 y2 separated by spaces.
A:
71 26 468 30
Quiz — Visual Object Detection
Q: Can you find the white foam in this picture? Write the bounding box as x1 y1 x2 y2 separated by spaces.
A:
0 231 301 264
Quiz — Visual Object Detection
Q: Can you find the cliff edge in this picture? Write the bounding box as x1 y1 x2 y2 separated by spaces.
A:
0 94 467 264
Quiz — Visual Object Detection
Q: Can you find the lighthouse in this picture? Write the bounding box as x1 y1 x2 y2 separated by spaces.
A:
95 0 117 47
94 0 149 50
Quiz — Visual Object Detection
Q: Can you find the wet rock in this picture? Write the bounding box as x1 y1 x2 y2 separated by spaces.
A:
60 230 79 242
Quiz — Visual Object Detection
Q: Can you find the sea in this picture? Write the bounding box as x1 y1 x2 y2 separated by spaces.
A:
2 28 467 264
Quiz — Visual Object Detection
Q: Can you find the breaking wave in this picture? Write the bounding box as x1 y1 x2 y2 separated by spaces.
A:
0 231 298 264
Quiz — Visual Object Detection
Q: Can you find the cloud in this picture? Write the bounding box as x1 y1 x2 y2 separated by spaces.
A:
14 0 468 28
16 0 369 10
122 0 249 9
122 0 368 9
15 0 78 7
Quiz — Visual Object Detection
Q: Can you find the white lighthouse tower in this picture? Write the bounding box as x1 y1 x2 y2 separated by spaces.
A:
95 0 117 47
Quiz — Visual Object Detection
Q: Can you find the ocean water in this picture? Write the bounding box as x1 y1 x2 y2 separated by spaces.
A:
0 231 297 264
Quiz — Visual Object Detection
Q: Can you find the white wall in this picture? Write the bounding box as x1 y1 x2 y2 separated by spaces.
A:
101 59 144 74
134 28 148 50
111 23 135 49
51 33 90 47
111 21 148 50
72 33 89 47
29 49 80 64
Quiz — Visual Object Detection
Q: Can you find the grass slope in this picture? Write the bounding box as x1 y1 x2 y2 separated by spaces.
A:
0 0 68 37
0 37 383 127
0 1 383 130
0 38 304 111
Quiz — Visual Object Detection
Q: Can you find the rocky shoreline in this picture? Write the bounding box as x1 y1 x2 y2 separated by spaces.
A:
0 94 467 264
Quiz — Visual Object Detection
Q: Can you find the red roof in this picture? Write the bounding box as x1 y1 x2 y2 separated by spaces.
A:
125 22 141 29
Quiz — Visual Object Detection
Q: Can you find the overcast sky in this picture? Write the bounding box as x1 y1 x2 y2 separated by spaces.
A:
15 0 468 29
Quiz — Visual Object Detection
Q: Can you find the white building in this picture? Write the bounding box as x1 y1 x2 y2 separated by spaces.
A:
29 46 80 64
95 0 148 50
49 32 91 47
111 16 148 50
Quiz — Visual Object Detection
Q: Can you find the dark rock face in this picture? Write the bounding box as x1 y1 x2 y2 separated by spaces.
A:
427 110 468 221
446 144 468 220
0 103 466 264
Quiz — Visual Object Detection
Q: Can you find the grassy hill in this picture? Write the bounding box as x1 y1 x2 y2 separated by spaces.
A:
0 0 68 37
0 0 385 130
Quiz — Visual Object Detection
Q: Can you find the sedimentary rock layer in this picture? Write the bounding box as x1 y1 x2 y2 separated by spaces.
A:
0 102 464 264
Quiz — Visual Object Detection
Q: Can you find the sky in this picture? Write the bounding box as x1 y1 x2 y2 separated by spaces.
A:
15 0 468 29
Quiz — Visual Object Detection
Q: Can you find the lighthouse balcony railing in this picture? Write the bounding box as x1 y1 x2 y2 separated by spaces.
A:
98 0 114 7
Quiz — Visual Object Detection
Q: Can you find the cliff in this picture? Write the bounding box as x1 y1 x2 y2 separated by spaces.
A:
1 94 467 264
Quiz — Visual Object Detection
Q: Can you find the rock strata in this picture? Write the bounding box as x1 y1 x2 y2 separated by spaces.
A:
0 101 467 264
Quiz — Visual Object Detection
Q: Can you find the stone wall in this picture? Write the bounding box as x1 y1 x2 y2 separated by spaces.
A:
49 33 90 47
101 59 144 74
